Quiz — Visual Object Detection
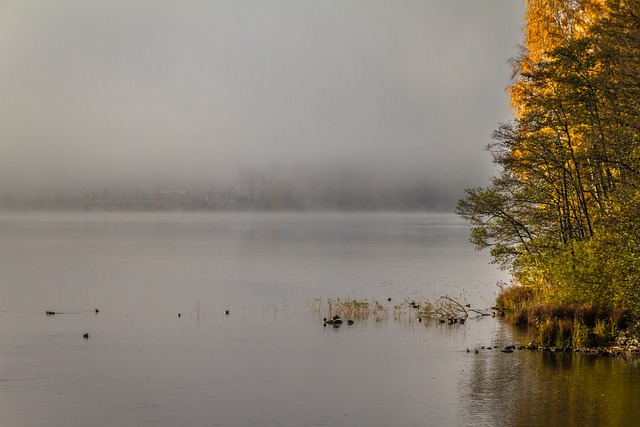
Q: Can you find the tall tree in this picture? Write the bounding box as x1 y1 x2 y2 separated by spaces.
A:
458 0 640 311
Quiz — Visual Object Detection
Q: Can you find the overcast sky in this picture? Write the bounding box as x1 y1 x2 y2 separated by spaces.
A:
0 1 524 197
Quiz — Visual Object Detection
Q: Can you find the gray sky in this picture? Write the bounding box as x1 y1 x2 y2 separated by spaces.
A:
0 0 524 197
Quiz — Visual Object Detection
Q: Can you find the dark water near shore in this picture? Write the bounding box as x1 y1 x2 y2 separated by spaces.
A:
1 211 639 426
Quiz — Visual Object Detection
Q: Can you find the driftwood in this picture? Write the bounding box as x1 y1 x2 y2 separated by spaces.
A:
408 296 493 323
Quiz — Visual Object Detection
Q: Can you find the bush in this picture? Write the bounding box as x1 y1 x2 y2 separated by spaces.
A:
497 283 630 347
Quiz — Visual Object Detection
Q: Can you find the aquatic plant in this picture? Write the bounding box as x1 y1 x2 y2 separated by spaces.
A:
572 319 590 348
308 297 388 321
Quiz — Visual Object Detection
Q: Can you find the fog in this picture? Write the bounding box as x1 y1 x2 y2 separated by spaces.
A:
0 1 524 210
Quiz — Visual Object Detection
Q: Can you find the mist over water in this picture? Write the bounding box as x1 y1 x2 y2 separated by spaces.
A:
5 5 640 426
0 1 524 209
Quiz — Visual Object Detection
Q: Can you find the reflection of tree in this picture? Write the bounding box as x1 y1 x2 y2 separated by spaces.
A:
459 325 522 426
460 343 640 427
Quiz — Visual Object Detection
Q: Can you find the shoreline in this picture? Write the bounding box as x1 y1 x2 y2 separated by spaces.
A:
517 332 640 357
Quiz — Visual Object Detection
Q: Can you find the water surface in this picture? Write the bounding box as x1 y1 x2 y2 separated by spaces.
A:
1 212 638 426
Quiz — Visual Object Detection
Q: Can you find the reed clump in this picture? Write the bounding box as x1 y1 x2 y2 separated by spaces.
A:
497 283 631 348
393 298 434 320
308 297 388 321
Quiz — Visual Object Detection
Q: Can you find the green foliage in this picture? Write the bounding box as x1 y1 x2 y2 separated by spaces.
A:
593 319 613 347
537 239 614 306
497 282 627 347
457 0 640 319
572 319 590 348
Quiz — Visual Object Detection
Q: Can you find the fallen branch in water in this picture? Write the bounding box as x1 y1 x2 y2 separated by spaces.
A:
438 296 468 318
468 308 492 317
402 295 495 323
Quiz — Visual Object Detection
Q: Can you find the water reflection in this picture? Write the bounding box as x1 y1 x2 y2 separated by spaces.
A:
461 336 640 427
5 212 640 426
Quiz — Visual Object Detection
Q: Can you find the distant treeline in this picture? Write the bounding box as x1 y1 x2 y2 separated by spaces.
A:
0 171 454 212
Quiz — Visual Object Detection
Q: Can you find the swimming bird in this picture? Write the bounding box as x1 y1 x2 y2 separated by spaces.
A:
95 308 100 314
177 313 181 318
224 310 230 315
83 333 89 339
347 320 354 325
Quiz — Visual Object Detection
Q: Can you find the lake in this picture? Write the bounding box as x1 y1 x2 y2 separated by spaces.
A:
1 211 639 426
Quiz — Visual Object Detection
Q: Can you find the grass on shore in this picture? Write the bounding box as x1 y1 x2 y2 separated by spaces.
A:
496 284 632 348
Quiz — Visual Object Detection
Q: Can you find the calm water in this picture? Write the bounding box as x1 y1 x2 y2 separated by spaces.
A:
0 211 638 426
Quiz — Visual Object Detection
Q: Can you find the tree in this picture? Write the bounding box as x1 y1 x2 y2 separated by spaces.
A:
458 0 640 313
